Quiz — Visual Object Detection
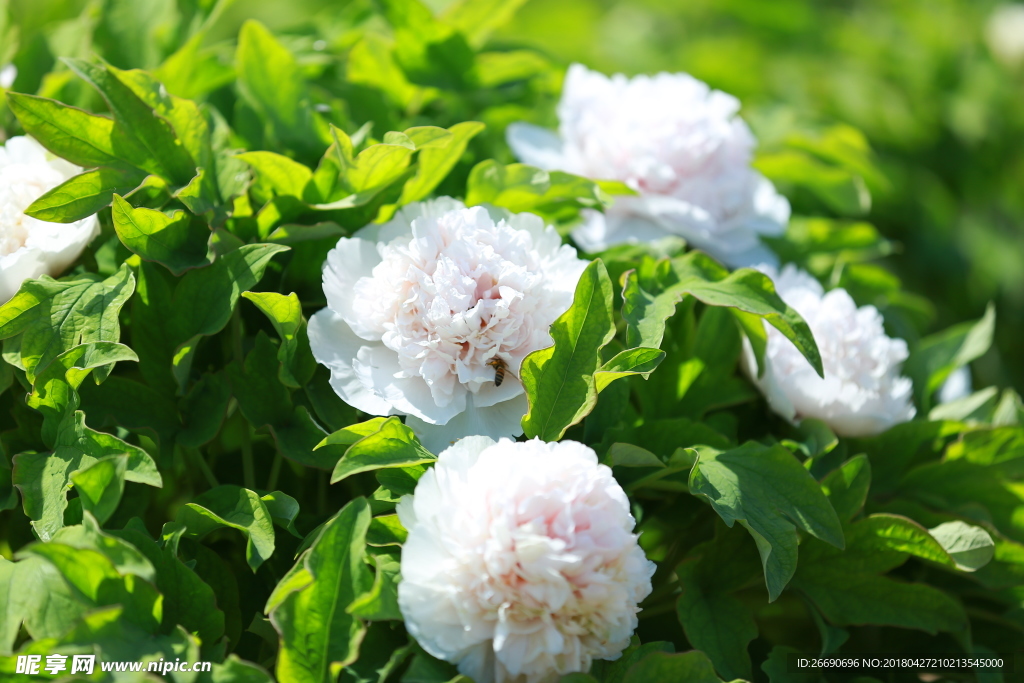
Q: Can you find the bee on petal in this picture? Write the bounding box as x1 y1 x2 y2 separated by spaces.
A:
486 357 509 387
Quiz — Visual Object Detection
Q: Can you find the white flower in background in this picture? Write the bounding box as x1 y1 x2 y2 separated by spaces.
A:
986 4 1024 68
0 64 15 90
938 365 972 404
398 436 655 683
507 63 789 268
741 264 916 437
1 136 100 304
307 198 588 452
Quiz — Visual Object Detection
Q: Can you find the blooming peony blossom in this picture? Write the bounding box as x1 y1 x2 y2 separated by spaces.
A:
1 136 100 304
307 198 588 452
507 63 789 268
741 264 916 437
398 436 655 683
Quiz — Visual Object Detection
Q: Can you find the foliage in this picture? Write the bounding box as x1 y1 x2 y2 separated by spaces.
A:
0 1 1021 682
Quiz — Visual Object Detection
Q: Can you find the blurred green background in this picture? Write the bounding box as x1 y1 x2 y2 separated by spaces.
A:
3 0 1023 393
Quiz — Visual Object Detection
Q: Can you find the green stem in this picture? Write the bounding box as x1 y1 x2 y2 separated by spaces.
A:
189 448 219 489
638 600 678 620
232 306 256 490
266 452 282 491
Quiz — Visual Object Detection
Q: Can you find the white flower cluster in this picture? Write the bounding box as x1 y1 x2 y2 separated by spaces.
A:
1 137 99 304
300 64 925 681
742 265 916 436
398 437 655 683
308 198 588 452
507 64 789 268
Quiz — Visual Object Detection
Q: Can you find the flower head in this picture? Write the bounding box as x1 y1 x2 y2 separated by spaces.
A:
307 198 588 451
507 64 789 268
1 136 100 304
398 436 654 683
742 264 916 437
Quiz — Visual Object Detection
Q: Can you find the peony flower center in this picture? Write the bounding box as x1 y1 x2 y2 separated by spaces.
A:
351 208 547 392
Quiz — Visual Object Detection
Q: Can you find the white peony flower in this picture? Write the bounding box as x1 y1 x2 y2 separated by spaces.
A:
741 264 916 437
1 136 100 304
398 436 655 683
507 63 789 268
986 4 1024 68
0 64 15 90
307 198 588 452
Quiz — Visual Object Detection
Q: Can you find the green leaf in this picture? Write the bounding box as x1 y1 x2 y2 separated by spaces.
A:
689 442 845 600
367 515 408 547
25 167 146 223
607 443 666 468
347 549 401 621
621 650 729 683
676 524 762 680
112 195 212 275
792 514 969 634
64 58 197 184
261 491 302 538
400 121 485 204
28 341 140 444
236 151 315 200
13 411 161 541
594 347 665 392
821 455 871 522
176 485 277 572
623 254 822 378
680 253 822 376
178 372 232 449
51 514 156 581
113 526 226 646
466 161 607 218
235 20 324 158
268 498 374 683
326 417 436 484
906 303 995 411
69 454 127 525
243 291 316 388
620 269 682 350
18 541 162 633
6 92 139 170
928 521 995 571
521 259 615 441
0 264 136 382
0 555 89 652
756 148 870 216
442 0 530 48
172 243 290 341
313 143 415 210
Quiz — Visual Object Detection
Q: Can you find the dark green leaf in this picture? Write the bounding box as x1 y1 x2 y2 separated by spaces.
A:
689 442 844 600
176 485 277 572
